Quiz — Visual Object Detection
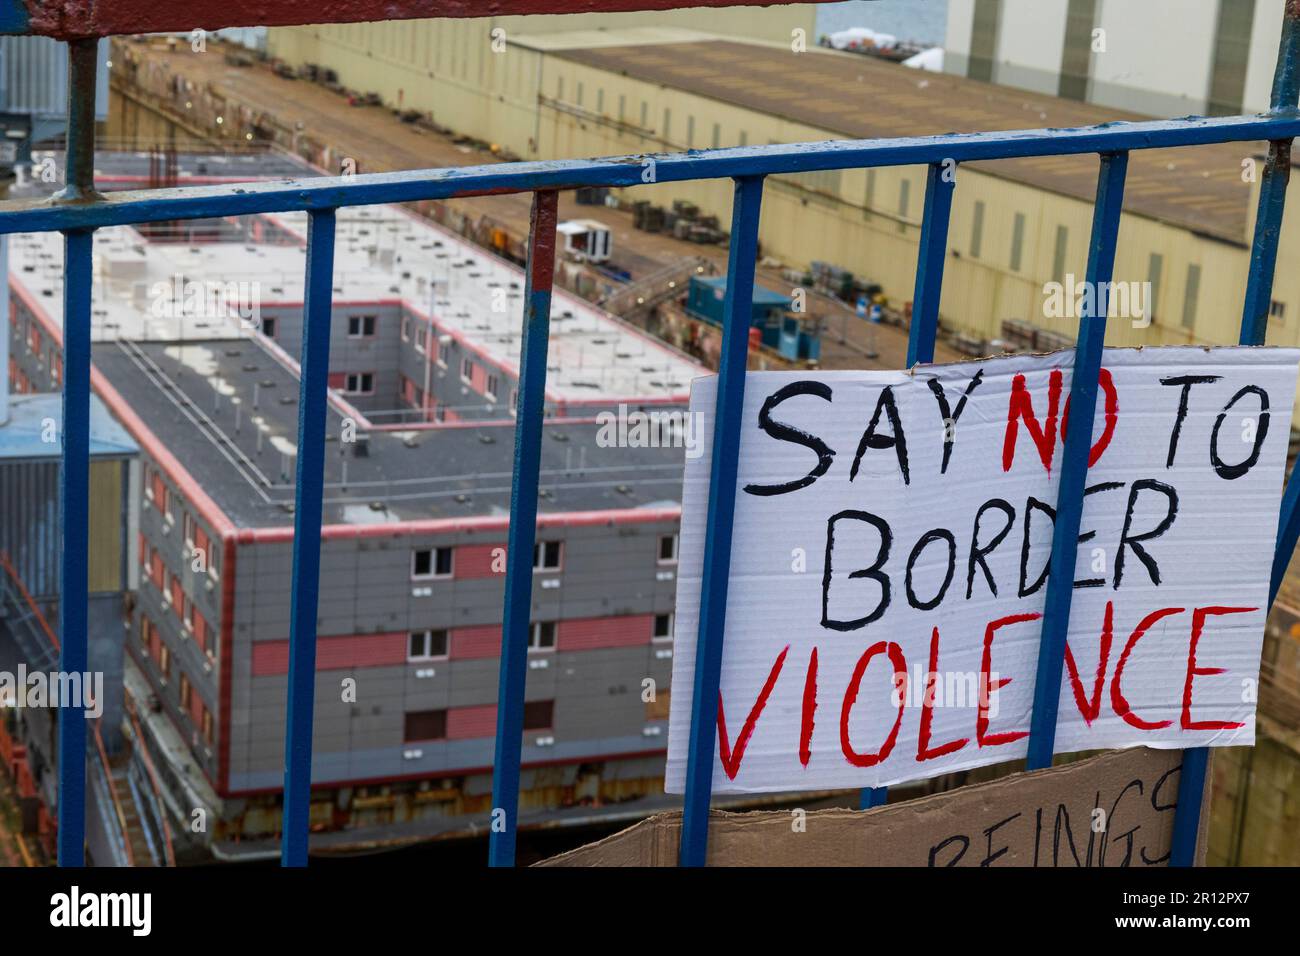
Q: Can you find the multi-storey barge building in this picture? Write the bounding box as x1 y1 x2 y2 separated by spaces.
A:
6 150 701 859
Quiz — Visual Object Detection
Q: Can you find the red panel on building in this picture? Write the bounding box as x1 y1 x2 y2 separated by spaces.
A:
320 632 407 669
450 624 501 659
557 615 655 651
447 703 498 740
150 472 167 512
169 576 185 619
251 633 407 675
454 543 502 579
251 641 289 676
194 610 210 653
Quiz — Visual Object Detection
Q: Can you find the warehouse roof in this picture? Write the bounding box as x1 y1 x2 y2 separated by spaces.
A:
92 337 688 529
549 39 1255 242
10 151 701 406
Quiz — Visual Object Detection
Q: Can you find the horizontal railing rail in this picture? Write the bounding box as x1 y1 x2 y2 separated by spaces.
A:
2 114 1299 235
12 0 1300 869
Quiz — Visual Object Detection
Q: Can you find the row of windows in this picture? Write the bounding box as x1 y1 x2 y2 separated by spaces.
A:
139 535 217 664
140 616 215 747
142 462 221 579
400 312 514 407
459 356 500 402
958 209 1292 333
9 305 63 385
403 316 446 370
404 700 554 743
410 535 678 579
405 613 674 662
257 313 378 343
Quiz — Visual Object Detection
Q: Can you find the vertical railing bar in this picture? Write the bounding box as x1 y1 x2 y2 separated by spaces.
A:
1239 0 1300 347
905 161 957 368
487 189 559 868
280 208 337 867
56 227 94 866
1025 151 1129 771
862 160 956 811
52 35 102 868
679 174 765 867
1173 0 1300 867
1269 476 1300 606
1238 141 1293 347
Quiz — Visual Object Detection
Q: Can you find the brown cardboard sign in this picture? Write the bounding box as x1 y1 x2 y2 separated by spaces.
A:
538 747 1210 866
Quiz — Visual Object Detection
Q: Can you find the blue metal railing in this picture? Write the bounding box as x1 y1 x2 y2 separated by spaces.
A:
7 7 1300 868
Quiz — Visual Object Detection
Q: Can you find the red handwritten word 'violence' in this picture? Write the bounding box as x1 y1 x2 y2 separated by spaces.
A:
714 603 1251 780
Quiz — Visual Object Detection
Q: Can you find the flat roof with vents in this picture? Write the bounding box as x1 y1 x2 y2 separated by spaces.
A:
91 337 687 528
7 151 703 407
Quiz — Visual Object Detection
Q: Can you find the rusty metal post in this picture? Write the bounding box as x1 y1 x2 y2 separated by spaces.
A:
54 38 103 203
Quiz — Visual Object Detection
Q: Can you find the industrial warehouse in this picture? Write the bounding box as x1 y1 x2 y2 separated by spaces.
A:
259 17 1289 356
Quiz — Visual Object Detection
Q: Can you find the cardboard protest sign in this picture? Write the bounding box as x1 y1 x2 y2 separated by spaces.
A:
539 747 1208 867
665 347 1299 794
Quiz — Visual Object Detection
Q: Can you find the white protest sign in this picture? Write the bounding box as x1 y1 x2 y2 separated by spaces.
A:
665 347 1299 794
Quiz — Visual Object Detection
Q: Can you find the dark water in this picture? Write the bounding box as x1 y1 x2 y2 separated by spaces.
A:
817 0 950 46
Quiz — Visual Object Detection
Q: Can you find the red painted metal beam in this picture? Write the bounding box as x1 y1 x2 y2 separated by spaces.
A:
10 1 785 40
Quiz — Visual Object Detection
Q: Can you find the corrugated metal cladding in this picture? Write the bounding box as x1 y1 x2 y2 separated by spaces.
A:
0 459 61 599
0 459 126 599
0 37 108 119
